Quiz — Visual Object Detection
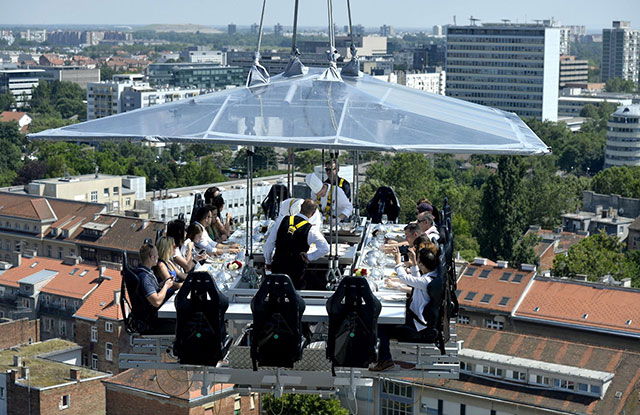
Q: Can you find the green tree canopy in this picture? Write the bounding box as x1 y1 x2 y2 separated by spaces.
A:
591 166 640 198
605 78 637 93
262 394 348 415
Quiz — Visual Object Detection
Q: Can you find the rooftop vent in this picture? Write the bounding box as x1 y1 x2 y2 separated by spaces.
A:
29 262 38 268
79 270 88 277
582 313 589 319
496 260 508 269
626 319 632 325
521 264 536 272
533 307 540 312
474 258 487 266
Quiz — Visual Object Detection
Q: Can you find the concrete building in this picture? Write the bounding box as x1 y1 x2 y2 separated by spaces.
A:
559 55 588 87
0 339 109 415
446 23 560 121
227 23 236 35
18 29 46 43
0 69 45 108
400 70 446 95
35 65 100 89
146 63 243 90
120 85 200 113
557 94 632 117
86 74 145 120
433 25 443 36
380 25 395 37
25 174 145 214
180 46 226 65
602 21 640 84
604 104 640 167
273 23 283 37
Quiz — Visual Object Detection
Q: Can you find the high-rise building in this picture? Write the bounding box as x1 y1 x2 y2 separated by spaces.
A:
146 63 243 90
433 25 443 36
380 24 395 37
228 23 237 35
86 74 145 119
446 23 560 121
559 55 589 87
602 21 640 84
604 104 640 168
274 23 283 37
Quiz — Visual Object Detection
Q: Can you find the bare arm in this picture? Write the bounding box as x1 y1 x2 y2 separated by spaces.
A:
146 277 173 308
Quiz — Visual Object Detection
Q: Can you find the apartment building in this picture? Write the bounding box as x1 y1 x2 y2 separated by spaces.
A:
602 21 640 84
446 23 560 121
86 74 145 120
604 104 640 168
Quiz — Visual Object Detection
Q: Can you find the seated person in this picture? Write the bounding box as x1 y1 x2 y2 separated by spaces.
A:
370 242 440 372
210 195 233 242
416 198 440 225
181 223 209 269
136 243 181 318
193 206 240 256
167 220 205 273
384 222 421 251
417 211 440 243
154 237 187 285
204 186 221 205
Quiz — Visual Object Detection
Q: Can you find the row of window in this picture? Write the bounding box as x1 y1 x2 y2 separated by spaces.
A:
448 34 546 43
456 315 505 330
606 145 640 153
612 117 640 124
448 76 544 85
447 59 545 69
460 361 602 395
43 318 76 338
447 52 544 61
448 44 545 52
447 68 544 77
447 83 543 93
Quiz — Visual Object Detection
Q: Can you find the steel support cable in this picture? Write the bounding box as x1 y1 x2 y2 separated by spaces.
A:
291 0 300 56
255 0 267 64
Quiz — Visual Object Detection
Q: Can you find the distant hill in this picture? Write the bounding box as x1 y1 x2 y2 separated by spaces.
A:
139 24 222 34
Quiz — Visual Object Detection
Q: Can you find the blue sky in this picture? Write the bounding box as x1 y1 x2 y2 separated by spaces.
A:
1 0 639 31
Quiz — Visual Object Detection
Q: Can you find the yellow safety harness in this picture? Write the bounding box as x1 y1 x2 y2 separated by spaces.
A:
287 215 309 235
317 186 333 221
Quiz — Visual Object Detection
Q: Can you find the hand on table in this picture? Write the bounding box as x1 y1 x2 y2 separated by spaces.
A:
300 252 309 263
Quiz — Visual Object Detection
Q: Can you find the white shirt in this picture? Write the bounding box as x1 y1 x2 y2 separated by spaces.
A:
424 225 440 243
277 198 323 228
395 264 436 331
194 221 217 254
317 186 353 221
263 212 329 265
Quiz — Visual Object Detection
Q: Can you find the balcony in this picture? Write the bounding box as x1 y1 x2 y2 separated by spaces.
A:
39 304 75 318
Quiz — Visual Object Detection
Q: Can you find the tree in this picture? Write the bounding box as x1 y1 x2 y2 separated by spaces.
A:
262 394 348 415
0 122 25 186
553 231 635 282
591 166 640 198
0 92 16 111
511 233 541 268
232 147 278 172
477 156 526 260
294 149 323 173
605 77 637 93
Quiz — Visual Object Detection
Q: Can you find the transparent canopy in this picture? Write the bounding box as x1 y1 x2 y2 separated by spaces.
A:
29 68 550 155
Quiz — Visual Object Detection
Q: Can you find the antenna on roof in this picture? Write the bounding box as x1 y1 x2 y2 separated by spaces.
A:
453 15 457 26
469 16 480 26
501 19 510 24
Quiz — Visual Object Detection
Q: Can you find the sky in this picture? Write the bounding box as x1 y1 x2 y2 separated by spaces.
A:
1 0 639 31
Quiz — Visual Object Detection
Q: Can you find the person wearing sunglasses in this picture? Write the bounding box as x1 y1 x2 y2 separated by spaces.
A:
324 160 351 201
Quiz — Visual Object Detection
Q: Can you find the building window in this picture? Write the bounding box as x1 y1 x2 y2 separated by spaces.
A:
22 298 29 308
58 247 63 259
92 354 98 370
510 370 527 381
91 325 98 342
105 342 113 361
485 319 504 330
83 354 88 366
380 380 412 415
59 322 66 337
105 321 113 332
125 198 131 207
457 315 470 325
0 386 4 399
60 395 70 409
482 365 503 378
91 191 98 202
113 186 119 195
103 188 109 197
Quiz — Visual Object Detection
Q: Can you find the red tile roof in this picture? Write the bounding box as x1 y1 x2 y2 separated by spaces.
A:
0 111 28 123
74 271 125 321
457 264 535 313
71 214 164 253
408 326 640 415
0 197 55 221
514 277 640 336
41 263 119 300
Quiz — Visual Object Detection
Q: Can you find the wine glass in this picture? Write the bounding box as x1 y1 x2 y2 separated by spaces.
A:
381 214 388 226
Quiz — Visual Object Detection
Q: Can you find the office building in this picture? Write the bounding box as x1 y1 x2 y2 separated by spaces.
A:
397 69 446 95
228 23 236 35
446 23 560 121
604 104 640 168
433 25 443 36
0 68 45 108
120 84 199 113
557 94 632 117
380 24 395 37
180 46 226 65
35 65 100 89
274 23 284 37
602 21 640 84
86 74 145 119
146 62 243 90
559 55 588 87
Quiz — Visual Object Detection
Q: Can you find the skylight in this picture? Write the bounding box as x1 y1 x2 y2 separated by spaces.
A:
626 320 632 325
499 272 512 282
464 267 477 277
79 270 88 277
534 307 540 312
478 269 491 279
498 297 511 306
480 294 494 304
464 291 477 301
582 314 589 319
455 289 462 298
29 262 38 268
512 273 525 283
69 268 79 276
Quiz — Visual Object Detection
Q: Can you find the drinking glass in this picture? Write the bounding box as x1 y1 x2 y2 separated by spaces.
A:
381 214 388 225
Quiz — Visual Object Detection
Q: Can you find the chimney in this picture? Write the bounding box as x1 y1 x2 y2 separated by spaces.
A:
99 265 107 279
622 278 632 288
69 368 79 381
13 356 21 367
12 251 21 267
20 367 29 380
574 274 588 282
473 257 487 266
114 289 121 305
521 263 537 272
497 260 509 269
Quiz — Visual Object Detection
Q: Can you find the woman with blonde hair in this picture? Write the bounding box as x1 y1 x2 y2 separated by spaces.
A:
154 236 186 285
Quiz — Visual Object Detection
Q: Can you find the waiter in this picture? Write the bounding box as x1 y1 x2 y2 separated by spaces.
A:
324 160 351 201
275 197 323 228
263 199 329 290
306 173 353 223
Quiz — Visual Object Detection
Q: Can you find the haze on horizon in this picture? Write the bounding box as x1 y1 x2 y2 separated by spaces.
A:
1 0 639 31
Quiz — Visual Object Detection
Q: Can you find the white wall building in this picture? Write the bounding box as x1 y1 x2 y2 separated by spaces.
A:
558 95 632 117
0 69 45 108
602 21 640 84
446 23 560 121
120 85 200 113
86 74 145 120
404 71 446 95
604 104 640 168
180 49 226 65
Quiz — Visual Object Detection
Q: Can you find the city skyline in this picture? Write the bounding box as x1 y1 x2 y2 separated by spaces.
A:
1 0 639 31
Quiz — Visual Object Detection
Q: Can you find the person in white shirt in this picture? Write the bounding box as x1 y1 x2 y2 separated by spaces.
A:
305 173 352 223
193 206 239 256
370 242 441 372
417 211 440 243
263 199 329 290
276 197 323 228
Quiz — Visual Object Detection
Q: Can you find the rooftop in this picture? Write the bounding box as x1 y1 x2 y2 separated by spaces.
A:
32 173 129 185
0 339 107 388
515 277 640 337
73 271 125 322
614 104 640 118
70 214 164 253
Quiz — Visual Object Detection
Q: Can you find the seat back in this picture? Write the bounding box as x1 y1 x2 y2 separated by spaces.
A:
366 186 400 224
431 247 449 354
120 252 158 334
261 184 291 220
250 274 305 369
326 277 381 372
174 271 229 366
189 193 205 225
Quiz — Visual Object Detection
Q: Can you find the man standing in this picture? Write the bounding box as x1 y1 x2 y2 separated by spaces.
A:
276 197 323 228
263 199 329 290
324 160 351 201
306 173 353 223
417 211 440 243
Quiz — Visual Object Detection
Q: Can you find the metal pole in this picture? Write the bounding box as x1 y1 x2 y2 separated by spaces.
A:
291 0 300 56
254 0 268 64
355 151 359 222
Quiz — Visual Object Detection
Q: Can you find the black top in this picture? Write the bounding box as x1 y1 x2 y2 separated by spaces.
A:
324 176 351 201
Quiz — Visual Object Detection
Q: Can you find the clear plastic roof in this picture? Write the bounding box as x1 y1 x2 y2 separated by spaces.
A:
29 68 550 155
